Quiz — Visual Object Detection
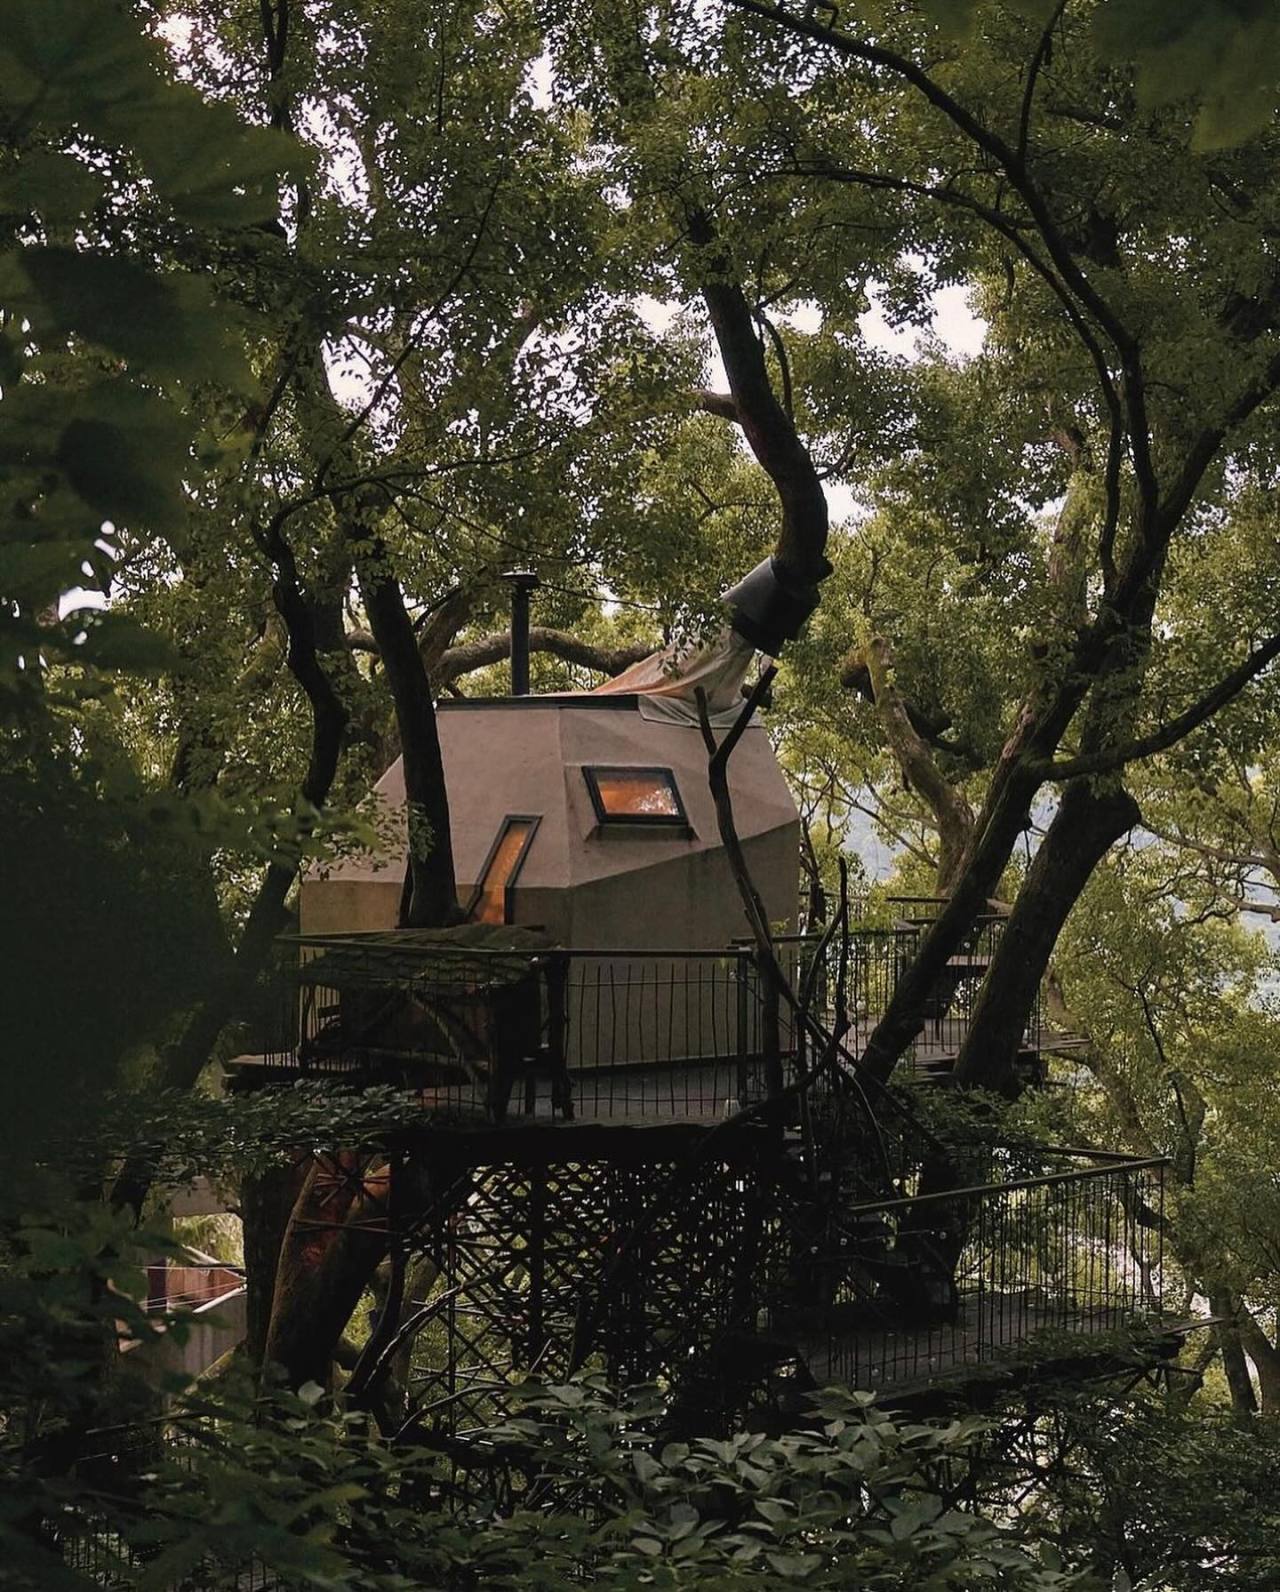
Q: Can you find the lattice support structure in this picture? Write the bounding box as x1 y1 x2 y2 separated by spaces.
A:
392 1131 786 1436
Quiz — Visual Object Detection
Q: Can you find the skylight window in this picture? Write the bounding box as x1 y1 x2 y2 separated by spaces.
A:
583 767 687 826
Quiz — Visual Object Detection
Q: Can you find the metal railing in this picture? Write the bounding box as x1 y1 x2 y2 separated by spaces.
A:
246 920 1058 1123
556 949 757 1121
876 901 1056 1070
768 1151 1167 1396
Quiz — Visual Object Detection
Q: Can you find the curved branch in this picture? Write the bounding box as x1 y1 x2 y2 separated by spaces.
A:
1037 629 1280 781
1158 346 1280 535
1017 1 1069 164
839 651 982 768
774 157 1127 562
861 635 974 891
755 309 794 418
347 625 654 684
436 628 654 685
725 0 1155 512
685 205 831 585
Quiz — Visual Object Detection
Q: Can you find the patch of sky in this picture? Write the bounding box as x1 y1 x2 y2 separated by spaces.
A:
636 266 987 527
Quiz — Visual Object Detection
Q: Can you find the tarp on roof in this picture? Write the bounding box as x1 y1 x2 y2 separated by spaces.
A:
585 627 756 724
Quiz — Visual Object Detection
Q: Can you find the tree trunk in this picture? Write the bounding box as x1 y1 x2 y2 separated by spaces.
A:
953 779 1139 1092
241 1161 310 1367
263 1155 391 1387
858 762 1043 1081
1237 1308 1280 1414
351 529 460 928
1210 1290 1259 1425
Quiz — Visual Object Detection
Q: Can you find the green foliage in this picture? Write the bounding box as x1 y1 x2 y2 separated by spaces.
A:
918 0 1280 148
1091 0 1280 150
1019 1391 1280 1590
12 1364 1093 1591
0 1194 189 1590
0 0 290 708
8 0 1280 1583
0 760 229 1178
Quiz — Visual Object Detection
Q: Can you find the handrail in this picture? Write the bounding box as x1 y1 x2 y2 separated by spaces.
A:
841 1155 1170 1218
285 934 919 960
285 934 755 961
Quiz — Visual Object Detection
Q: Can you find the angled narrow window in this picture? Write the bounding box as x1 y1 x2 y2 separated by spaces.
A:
468 816 539 925
583 766 687 826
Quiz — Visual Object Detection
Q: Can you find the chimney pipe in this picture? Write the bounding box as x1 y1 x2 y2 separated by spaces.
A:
502 569 540 696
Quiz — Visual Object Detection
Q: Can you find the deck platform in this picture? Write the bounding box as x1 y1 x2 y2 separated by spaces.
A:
224 1016 1085 1129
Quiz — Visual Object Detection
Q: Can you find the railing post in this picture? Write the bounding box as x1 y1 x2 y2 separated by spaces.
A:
545 951 572 1119
735 949 751 1106
761 952 784 1106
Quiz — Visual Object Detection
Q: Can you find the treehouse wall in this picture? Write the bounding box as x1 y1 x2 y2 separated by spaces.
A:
300 697 799 948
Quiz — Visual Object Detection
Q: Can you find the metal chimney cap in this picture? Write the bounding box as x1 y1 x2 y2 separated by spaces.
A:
501 568 541 590
722 556 820 655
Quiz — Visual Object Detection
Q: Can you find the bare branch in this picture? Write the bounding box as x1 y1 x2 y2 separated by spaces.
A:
1017 1 1069 164
347 624 653 683
437 628 654 685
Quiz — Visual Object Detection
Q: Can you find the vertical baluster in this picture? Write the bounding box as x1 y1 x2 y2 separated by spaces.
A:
735 951 749 1113
624 959 637 1118
605 959 617 1116
592 959 603 1119
664 956 676 1118
662 958 674 1119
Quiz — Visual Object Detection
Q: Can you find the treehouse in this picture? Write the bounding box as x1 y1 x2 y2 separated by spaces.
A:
225 563 1179 1445
268 564 804 1118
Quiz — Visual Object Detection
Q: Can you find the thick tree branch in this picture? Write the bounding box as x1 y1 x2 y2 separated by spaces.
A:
437 627 652 684
1037 630 1280 781
839 651 980 768
861 635 974 892
694 388 741 421
684 205 830 586
349 523 460 927
417 586 474 674
347 624 654 684
953 778 1139 1091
